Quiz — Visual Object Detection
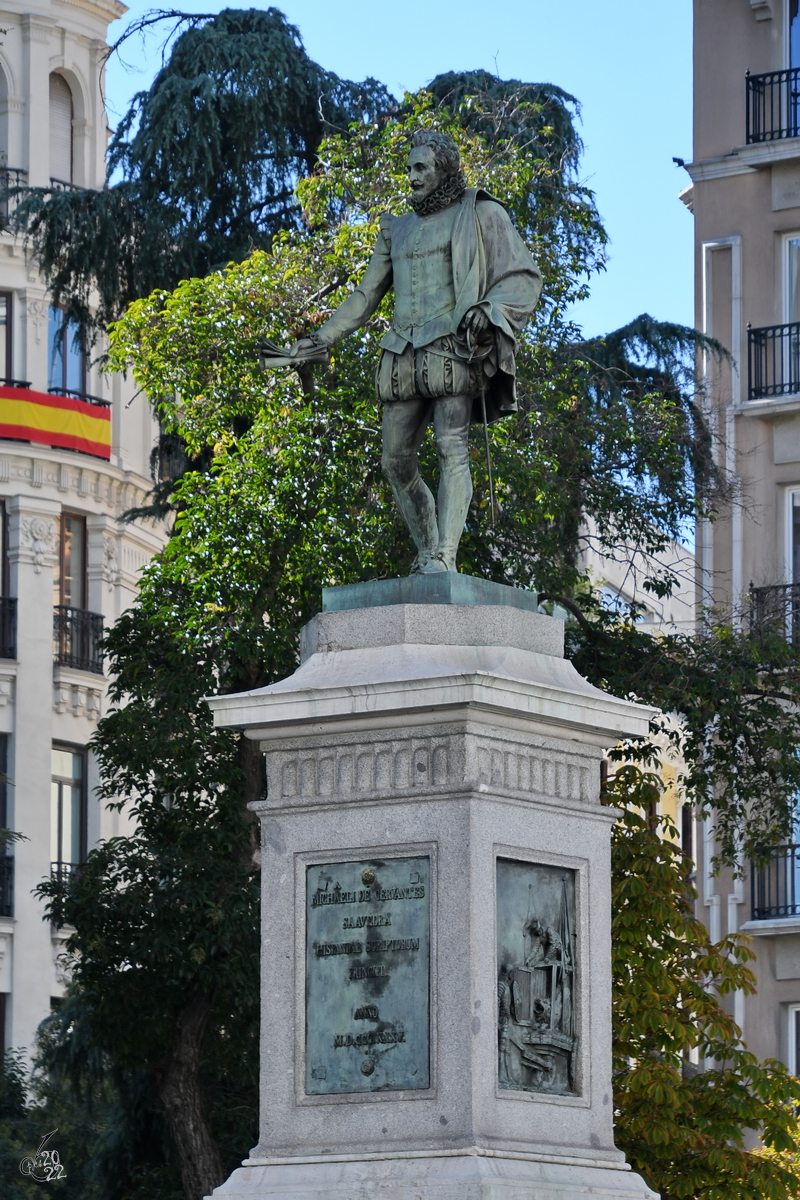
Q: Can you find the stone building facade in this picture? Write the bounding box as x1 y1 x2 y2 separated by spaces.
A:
685 0 800 1070
0 0 164 1058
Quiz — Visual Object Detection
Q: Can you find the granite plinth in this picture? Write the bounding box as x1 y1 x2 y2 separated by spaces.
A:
209 1153 658 1199
206 584 658 1200
322 574 540 614
212 603 645 748
299 602 563 663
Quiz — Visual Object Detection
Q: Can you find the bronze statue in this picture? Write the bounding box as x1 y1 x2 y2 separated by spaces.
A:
290 131 542 573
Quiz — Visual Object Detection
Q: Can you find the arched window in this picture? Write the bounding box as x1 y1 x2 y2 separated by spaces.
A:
49 73 73 185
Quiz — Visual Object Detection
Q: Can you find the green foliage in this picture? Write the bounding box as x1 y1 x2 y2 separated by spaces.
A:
427 68 583 181
35 581 260 1196
108 94 721 601
11 7 393 336
567 596 800 867
0 1012 185 1200
30 73 799 1198
0 1042 106 1199
608 764 800 1200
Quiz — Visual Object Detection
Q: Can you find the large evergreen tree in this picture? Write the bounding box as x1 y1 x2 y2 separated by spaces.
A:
25 94 800 1200
10 7 392 336
8 13 800 1197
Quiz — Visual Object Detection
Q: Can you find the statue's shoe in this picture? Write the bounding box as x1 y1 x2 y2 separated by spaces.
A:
409 550 435 575
417 551 455 574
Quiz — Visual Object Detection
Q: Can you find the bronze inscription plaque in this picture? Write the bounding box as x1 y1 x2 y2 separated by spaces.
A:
305 856 430 1095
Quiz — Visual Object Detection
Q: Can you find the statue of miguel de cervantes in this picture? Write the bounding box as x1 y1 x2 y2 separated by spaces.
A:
284 130 542 574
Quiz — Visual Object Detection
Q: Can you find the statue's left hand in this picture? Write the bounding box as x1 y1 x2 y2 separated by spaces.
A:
460 306 490 345
289 336 324 357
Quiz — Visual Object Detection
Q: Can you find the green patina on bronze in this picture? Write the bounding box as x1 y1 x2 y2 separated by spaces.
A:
305 856 431 1096
287 131 542 576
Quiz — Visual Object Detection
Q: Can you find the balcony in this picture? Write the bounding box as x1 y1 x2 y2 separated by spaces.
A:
749 582 800 644
47 385 110 410
49 178 86 192
53 606 104 674
746 67 800 143
0 385 111 459
50 861 81 887
747 322 800 400
0 167 28 224
0 598 16 659
0 854 12 917
752 845 800 919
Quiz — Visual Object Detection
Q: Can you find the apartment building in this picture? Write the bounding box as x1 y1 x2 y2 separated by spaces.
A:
685 0 800 1069
0 0 164 1059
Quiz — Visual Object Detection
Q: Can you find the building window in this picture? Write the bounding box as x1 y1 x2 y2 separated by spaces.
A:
50 745 86 875
53 512 86 610
47 307 84 396
0 733 7 830
0 292 12 383
680 803 694 863
785 235 800 325
49 73 73 185
786 489 800 583
791 0 800 70
0 500 8 598
789 1004 800 1074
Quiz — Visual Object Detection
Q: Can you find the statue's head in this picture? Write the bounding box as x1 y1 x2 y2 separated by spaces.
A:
407 131 463 207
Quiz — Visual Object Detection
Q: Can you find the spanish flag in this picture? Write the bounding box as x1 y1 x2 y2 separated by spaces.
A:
0 387 111 459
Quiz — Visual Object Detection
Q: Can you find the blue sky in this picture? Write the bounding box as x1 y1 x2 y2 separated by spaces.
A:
104 0 694 339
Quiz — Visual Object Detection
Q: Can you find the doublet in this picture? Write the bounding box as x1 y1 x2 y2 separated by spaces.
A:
317 188 542 421
381 204 461 352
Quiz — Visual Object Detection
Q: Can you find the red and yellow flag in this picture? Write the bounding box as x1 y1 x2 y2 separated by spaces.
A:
0 387 111 459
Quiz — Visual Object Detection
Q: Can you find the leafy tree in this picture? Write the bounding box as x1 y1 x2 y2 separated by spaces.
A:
566 596 800 869
39 590 260 1199
32 84 800 1200
0 1009 184 1200
607 764 800 1200
10 7 393 337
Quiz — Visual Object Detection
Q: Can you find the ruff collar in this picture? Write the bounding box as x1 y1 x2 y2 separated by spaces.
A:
410 170 467 216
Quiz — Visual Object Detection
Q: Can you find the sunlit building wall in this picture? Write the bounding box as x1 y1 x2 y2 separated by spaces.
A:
0 0 165 1060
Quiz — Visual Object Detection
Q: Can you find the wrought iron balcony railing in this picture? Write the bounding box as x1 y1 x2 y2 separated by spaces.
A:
747 67 800 143
752 845 800 919
747 321 800 399
749 582 800 644
0 597 16 659
53 605 104 674
0 167 28 223
49 177 83 192
0 854 13 917
0 378 31 389
50 861 81 886
48 386 111 409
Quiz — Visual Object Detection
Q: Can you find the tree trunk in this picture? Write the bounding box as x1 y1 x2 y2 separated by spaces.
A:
157 988 224 1200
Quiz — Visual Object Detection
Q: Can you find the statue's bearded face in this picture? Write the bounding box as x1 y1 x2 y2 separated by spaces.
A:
406 146 446 202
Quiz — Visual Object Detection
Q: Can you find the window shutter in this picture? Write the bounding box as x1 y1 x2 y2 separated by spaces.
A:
49 74 73 183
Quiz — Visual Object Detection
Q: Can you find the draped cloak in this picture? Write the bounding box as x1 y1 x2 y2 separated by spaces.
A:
316 188 542 424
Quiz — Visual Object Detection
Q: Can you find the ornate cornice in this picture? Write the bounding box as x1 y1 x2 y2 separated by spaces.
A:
52 0 128 30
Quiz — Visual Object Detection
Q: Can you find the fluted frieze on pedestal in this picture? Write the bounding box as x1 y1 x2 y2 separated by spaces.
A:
265 727 597 812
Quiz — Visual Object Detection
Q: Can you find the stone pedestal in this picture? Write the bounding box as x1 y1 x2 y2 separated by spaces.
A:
206 579 657 1199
